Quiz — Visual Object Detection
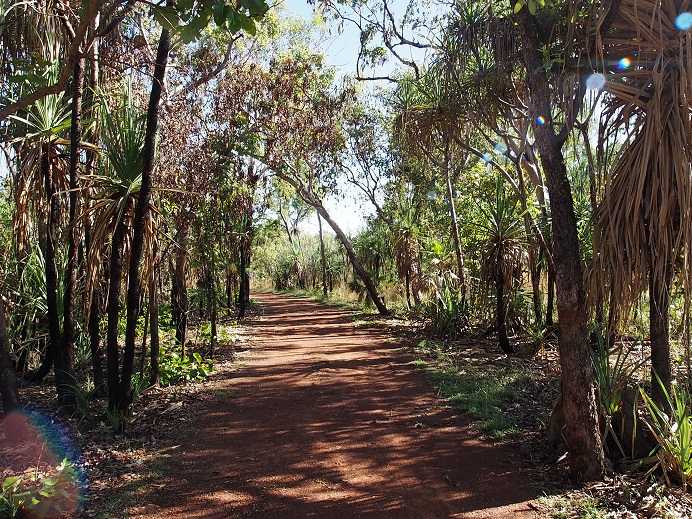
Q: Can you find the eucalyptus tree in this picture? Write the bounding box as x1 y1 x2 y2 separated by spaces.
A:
209 45 389 314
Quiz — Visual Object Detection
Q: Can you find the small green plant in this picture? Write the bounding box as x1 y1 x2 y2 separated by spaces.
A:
159 346 214 386
412 341 520 439
590 324 646 457
639 376 692 489
0 459 79 519
424 270 464 338
538 494 607 519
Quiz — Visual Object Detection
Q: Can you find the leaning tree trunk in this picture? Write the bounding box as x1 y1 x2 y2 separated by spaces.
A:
279 176 388 315
119 28 170 414
318 213 328 298
314 201 387 314
650 265 672 409
0 289 20 414
516 5 604 481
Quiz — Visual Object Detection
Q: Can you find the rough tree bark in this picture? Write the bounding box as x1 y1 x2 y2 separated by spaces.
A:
515 6 605 481
42 144 70 403
58 56 86 413
650 266 672 409
119 27 170 413
106 220 127 411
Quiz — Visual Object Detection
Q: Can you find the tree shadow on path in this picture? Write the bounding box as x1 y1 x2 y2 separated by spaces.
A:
127 293 539 519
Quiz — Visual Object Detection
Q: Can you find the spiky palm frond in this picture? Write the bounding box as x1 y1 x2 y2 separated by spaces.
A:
83 84 146 313
8 63 72 256
592 0 692 316
477 177 527 292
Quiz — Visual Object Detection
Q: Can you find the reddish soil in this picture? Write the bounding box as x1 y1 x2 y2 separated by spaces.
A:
129 293 539 518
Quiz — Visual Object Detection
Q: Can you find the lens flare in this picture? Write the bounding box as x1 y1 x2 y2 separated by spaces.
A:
494 142 508 155
482 153 493 164
0 408 85 516
618 57 631 70
676 12 692 30
586 73 606 90
536 116 547 125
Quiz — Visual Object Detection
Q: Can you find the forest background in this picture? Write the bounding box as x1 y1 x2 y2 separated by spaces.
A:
2 0 692 516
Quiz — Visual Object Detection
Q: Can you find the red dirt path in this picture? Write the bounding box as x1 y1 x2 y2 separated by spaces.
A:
130 293 539 518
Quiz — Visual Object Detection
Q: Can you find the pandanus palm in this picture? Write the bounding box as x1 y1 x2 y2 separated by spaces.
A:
477 177 526 354
592 0 692 407
8 64 76 406
393 71 467 304
86 85 146 410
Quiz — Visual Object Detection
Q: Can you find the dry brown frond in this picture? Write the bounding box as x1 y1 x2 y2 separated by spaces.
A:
591 0 692 323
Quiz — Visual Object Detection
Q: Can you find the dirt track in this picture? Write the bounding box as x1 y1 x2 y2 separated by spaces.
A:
129 292 539 518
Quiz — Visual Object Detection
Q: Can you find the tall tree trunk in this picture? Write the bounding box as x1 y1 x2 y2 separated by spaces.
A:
516 6 604 481
57 57 86 413
149 273 160 387
85 15 104 395
43 145 66 398
517 162 542 325
318 213 328 298
119 27 170 413
106 219 126 411
238 213 251 319
650 266 672 409
444 144 465 302
0 290 20 414
171 221 189 345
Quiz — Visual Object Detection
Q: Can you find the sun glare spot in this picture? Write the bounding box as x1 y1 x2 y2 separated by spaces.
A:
676 12 692 30
618 57 631 70
586 73 606 91
494 142 508 155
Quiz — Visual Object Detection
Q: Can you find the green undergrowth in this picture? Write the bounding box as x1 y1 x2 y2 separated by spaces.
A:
412 339 527 439
538 495 607 519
